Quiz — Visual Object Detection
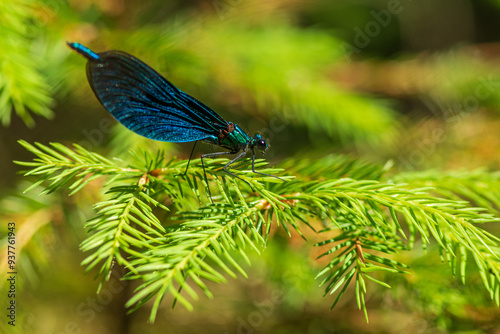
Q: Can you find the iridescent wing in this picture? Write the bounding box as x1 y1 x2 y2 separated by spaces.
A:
71 43 227 143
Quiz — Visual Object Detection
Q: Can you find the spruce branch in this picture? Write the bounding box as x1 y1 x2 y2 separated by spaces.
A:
15 140 143 195
80 186 167 290
17 142 500 322
392 169 500 215
126 203 266 322
297 179 500 309
281 154 392 181
0 1 55 127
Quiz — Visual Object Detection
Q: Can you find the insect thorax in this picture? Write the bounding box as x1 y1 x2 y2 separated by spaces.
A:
214 122 250 152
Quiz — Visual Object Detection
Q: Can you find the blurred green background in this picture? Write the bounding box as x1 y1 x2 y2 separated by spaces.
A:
1 0 500 333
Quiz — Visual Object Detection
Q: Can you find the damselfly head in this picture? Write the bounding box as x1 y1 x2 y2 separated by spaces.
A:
252 134 268 152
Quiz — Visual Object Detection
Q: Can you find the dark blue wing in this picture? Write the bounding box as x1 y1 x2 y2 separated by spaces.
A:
85 50 228 143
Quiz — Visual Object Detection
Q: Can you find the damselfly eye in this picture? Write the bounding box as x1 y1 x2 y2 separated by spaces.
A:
257 139 267 151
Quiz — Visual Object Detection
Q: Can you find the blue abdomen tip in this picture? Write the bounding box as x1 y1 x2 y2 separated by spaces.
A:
66 42 100 61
